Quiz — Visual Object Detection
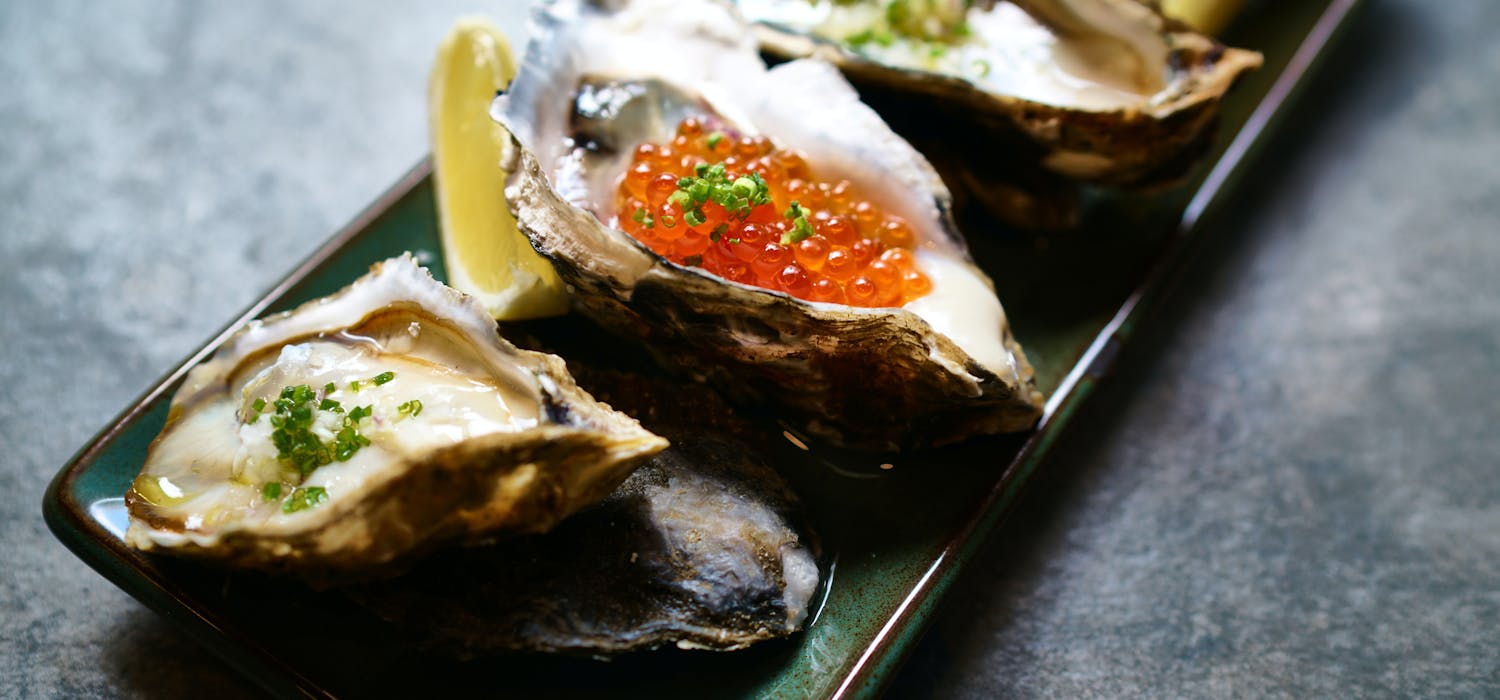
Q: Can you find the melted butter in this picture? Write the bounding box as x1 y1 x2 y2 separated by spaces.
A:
129 474 190 507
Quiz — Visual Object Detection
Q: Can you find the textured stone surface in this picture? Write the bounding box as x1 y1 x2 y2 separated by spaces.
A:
2 1 1496 698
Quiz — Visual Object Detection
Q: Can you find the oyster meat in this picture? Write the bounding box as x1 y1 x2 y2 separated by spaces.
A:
736 0 1263 187
125 255 667 583
496 0 1045 451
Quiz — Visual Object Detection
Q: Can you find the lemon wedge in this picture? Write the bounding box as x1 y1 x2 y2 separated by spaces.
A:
429 17 569 320
1160 0 1247 35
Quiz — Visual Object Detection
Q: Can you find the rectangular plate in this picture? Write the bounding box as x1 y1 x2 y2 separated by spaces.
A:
45 2 1361 697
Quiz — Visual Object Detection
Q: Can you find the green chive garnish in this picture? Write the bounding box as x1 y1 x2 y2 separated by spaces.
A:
281 486 328 514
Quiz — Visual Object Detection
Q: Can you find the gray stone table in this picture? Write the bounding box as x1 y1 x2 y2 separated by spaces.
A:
3 1 1495 697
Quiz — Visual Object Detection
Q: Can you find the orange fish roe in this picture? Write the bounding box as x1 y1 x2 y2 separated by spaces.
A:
614 117 931 307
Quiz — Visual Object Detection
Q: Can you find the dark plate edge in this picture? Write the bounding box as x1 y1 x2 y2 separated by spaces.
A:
42 159 435 700
834 1 1368 696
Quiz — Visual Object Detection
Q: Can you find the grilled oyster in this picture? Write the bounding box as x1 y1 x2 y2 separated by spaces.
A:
737 0 1263 187
495 0 1044 451
124 255 667 583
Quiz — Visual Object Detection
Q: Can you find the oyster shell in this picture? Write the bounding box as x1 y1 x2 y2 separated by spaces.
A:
736 0 1263 187
349 334 821 656
495 0 1044 451
349 434 820 656
125 255 667 583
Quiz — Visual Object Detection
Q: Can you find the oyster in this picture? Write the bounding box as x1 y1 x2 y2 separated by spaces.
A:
495 0 1044 451
736 0 1263 187
349 337 821 656
350 434 820 656
125 255 667 583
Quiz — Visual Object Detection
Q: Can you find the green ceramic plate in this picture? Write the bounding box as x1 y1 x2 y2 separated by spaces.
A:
45 2 1361 696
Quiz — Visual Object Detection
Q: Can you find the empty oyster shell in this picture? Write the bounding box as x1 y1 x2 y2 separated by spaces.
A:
495 0 1044 451
737 0 1263 187
124 255 667 583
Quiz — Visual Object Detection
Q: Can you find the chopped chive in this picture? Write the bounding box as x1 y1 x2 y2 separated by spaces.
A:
731 176 757 198
706 132 725 150
885 0 909 26
323 382 336 395
281 486 328 513
263 384 378 478
262 482 281 501
780 200 815 245
372 371 395 386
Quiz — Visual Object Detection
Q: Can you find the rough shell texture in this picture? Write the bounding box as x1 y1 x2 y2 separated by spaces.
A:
125 255 667 585
496 0 1044 451
347 433 820 656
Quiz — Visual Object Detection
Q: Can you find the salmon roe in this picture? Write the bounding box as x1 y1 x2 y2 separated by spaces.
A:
614 117 930 307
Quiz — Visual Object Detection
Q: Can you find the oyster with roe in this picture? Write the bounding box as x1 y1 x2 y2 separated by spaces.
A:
124 255 667 584
495 0 1044 451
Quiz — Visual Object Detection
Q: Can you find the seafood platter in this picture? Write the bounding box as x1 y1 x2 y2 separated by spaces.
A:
45 0 1363 696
